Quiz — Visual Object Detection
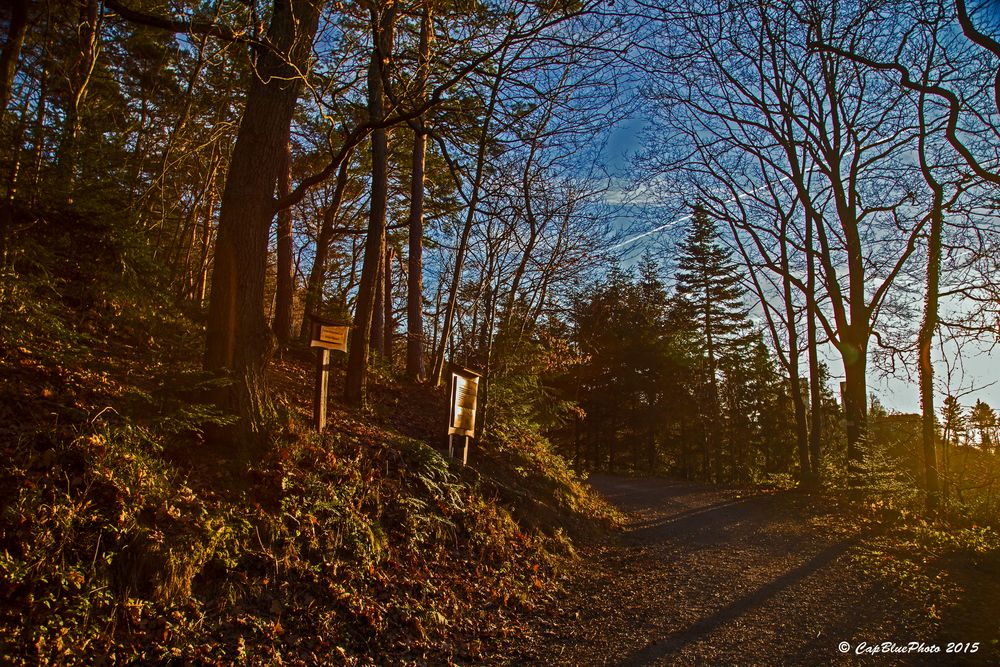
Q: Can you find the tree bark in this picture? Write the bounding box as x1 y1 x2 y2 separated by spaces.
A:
841 332 868 481
345 1 395 406
782 246 811 487
203 0 321 440
383 245 394 364
430 48 508 386
405 6 432 381
917 101 942 511
371 246 385 356
300 155 352 338
0 0 29 119
273 138 294 346
805 212 823 482
57 0 100 198
195 176 217 307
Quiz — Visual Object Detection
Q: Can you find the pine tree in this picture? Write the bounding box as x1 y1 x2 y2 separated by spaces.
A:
969 400 997 452
941 395 967 448
720 333 788 482
675 203 754 480
570 258 693 471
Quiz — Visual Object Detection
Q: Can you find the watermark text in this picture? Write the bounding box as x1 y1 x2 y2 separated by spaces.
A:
838 641 979 655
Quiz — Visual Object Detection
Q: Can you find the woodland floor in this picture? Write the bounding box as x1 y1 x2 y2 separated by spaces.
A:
497 475 998 666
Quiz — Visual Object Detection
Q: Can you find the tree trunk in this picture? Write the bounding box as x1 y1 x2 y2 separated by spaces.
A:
195 178 217 307
371 246 385 357
780 218 810 486
345 1 395 407
383 246 394 364
806 213 823 482
431 49 508 386
299 154 352 338
27 60 47 205
704 294 721 482
811 181 868 480
788 331 810 484
917 103 942 511
842 332 868 482
272 139 294 347
405 6 431 381
0 0 29 119
503 143 542 331
57 0 100 199
917 211 942 511
203 0 321 441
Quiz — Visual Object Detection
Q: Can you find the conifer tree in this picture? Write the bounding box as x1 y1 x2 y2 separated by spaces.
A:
969 400 998 452
675 203 754 480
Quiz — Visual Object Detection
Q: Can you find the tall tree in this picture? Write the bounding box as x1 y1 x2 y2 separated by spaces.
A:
345 0 396 407
57 0 100 198
571 262 685 471
298 153 355 339
273 138 294 347
641 0 934 484
405 4 432 381
725 206 816 485
95 1 324 434
0 0 29 118
201 0 322 438
675 204 753 480
969 400 998 452
808 0 1000 498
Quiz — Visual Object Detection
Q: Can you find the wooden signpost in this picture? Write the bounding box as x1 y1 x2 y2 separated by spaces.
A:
448 366 481 465
309 317 349 431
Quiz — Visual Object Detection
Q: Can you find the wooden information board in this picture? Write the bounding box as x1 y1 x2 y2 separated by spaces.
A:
449 369 480 437
310 322 349 352
448 367 481 465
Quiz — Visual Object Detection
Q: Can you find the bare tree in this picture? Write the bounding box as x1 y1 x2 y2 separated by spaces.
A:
272 139 294 347
805 0 1000 509
639 0 934 481
429 3 628 386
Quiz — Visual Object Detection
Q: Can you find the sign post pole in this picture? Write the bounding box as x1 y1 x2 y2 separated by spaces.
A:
313 348 330 431
308 316 350 432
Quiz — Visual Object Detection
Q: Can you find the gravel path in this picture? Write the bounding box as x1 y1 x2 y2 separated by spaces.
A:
502 475 947 666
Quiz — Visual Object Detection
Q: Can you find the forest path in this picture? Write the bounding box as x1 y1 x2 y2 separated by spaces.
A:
501 475 944 666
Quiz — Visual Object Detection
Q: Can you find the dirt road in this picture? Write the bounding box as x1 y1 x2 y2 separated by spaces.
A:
502 475 961 666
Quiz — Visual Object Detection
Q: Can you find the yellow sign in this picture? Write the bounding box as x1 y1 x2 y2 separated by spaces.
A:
449 369 480 437
310 323 349 352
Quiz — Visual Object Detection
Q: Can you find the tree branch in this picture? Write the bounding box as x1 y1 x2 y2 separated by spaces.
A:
808 38 1000 186
103 0 253 45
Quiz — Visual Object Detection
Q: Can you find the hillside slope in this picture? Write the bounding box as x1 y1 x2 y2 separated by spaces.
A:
0 205 615 664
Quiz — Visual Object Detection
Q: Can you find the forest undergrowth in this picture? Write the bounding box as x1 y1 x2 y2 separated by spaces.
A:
0 204 616 664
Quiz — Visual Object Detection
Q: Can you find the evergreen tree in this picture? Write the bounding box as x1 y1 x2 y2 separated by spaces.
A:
969 400 997 452
675 203 755 481
720 333 790 482
570 258 694 471
941 395 967 448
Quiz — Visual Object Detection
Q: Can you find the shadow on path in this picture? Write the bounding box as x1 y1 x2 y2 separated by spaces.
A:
623 496 753 544
616 536 859 666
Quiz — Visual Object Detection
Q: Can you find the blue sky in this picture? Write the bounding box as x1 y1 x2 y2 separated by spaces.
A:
596 112 1000 416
